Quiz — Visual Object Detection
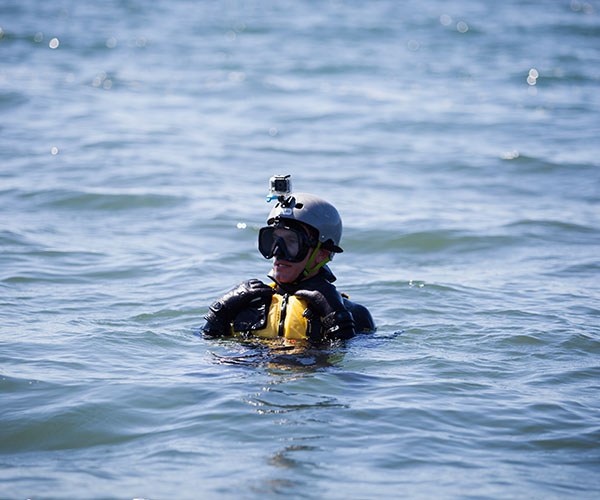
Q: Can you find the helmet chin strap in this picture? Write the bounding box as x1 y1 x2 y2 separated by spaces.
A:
301 242 330 279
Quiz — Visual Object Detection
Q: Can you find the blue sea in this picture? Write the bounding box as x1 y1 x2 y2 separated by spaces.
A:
1 0 599 499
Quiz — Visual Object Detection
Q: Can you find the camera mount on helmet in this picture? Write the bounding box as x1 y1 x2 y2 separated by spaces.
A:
267 174 293 205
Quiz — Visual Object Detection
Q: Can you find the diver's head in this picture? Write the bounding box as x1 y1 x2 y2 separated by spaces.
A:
258 193 343 283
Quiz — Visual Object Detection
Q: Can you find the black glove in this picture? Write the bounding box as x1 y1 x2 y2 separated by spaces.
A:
295 288 356 340
202 279 274 337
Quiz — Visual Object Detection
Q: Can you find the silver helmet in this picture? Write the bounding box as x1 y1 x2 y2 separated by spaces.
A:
267 193 343 253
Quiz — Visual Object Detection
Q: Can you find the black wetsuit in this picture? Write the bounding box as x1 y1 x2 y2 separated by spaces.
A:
202 266 375 341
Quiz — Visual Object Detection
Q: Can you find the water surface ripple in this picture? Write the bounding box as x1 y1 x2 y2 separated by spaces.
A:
1 0 599 499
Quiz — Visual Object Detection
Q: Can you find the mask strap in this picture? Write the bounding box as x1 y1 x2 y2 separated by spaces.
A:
302 241 330 278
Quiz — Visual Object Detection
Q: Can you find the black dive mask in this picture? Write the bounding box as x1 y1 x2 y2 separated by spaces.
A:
258 224 316 263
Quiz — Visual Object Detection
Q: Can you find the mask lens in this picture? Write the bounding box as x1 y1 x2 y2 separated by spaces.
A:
258 226 306 262
275 228 300 257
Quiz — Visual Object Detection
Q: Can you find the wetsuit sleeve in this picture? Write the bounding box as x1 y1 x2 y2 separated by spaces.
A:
344 299 376 333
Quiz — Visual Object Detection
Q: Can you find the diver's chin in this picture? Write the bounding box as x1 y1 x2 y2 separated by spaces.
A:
272 259 300 283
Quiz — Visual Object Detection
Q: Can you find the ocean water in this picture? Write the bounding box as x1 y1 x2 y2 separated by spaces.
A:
1 0 600 499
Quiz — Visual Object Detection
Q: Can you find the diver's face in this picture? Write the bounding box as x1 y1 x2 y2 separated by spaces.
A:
271 227 332 283
268 226 312 283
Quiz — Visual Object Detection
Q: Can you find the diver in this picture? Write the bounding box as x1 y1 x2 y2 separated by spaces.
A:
201 175 375 342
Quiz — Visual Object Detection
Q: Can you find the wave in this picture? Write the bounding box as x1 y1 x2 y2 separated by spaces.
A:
0 90 28 109
503 219 599 244
0 229 35 248
499 152 596 170
16 188 185 211
345 228 520 255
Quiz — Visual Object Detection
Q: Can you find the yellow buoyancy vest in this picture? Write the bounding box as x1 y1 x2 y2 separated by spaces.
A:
232 292 312 340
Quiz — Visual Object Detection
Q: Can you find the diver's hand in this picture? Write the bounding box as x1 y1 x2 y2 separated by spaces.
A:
214 279 273 317
295 289 356 340
202 280 273 336
294 289 335 316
